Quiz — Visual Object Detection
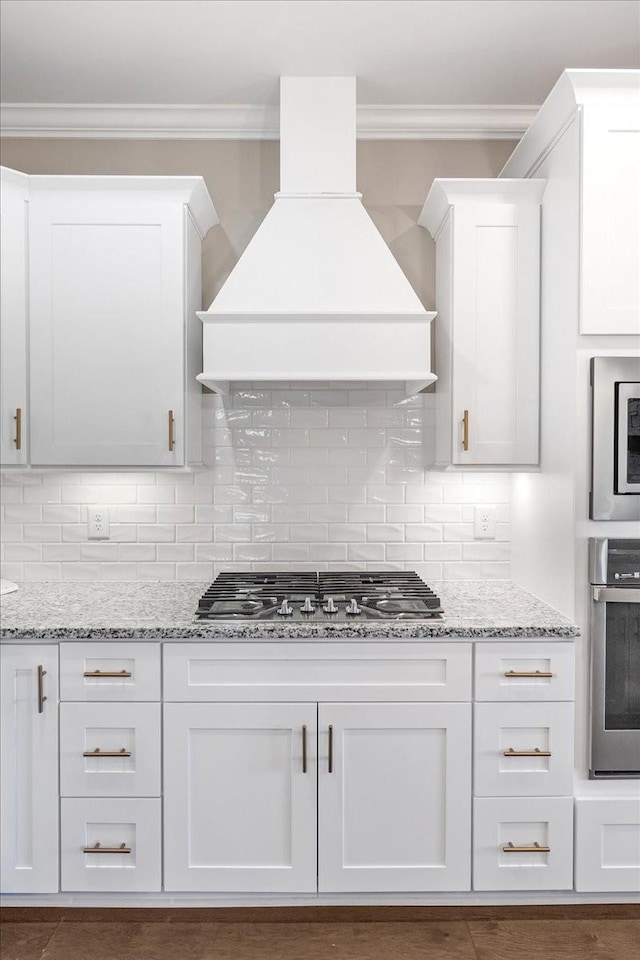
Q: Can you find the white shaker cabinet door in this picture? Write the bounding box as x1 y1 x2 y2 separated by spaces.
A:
163 702 317 893
0 645 59 893
28 198 185 466
581 105 640 335
0 167 29 466
318 701 471 892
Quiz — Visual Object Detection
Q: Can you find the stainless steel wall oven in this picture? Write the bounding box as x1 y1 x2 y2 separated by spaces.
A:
589 538 640 778
591 356 640 521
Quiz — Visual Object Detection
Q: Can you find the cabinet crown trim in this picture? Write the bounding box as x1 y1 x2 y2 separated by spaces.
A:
419 178 547 239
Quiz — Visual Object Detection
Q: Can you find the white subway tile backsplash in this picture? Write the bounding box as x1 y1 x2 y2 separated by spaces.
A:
1 389 511 582
23 485 62 504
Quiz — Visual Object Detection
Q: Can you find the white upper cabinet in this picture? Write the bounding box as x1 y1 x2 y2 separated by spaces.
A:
0 167 29 466
501 70 640 336
28 177 217 466
0 170 217 467
420 179 545 467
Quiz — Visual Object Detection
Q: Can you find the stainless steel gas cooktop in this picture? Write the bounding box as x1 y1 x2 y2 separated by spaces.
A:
195 571 443 622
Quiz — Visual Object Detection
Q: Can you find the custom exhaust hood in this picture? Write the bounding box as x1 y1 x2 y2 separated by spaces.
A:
197 77 436 396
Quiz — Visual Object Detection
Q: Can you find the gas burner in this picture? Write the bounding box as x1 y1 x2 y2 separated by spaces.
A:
194 571 443 622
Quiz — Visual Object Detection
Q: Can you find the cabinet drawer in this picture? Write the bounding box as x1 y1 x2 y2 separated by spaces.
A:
61 798 161 892
575 797 640 893
474 702 574 797
163 642 472 702
60 702 160 797
474 642 575 702
473 797 573 891
60 643 160 701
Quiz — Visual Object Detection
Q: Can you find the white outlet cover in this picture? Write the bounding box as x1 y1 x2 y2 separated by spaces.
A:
474 505 496 540
88 506 110 540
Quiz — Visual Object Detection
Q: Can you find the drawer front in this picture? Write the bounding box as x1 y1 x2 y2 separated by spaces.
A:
60 643 160 701
60 702 161 798
61 798 161 892
473 797 573 891
474 641 575 702
474 702 574 797
575 797 640 893
163 642 472 702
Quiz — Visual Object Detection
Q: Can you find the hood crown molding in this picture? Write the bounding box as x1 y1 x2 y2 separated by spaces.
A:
0 102 537 140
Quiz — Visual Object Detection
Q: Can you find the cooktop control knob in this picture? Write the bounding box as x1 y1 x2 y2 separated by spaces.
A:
300 597 316 614
278 600 293 616
346 598 361 615
323 597 338 614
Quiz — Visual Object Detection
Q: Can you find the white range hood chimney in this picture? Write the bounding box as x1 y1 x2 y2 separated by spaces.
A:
197 77 436 395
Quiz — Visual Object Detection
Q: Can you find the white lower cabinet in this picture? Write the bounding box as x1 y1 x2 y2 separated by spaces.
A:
575 798 640 893
0 645 59 893
164 702 318 893
61 798 161 892
164 700 472 894
318 702 471 892
473 797 574 891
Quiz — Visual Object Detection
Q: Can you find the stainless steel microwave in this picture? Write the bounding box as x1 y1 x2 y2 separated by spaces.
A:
591 356 640 521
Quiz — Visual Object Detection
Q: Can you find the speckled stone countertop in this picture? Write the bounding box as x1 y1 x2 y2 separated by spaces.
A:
0 580 579 641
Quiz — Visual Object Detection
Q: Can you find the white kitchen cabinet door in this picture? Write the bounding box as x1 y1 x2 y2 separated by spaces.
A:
0 167 29 465
581 105 640 335
28 198 185 466
164 702 317 892
420 180 543 467
575 797 640 893
318 702 471 892
0 645 59 893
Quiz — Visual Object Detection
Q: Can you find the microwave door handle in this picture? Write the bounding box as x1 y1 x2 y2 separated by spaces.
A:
593 587 640 603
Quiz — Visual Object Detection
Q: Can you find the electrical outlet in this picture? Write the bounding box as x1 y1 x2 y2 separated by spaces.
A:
88 506 110 540
474 505 496 540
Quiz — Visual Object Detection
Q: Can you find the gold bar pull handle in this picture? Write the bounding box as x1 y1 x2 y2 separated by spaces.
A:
504 670 553 679
462 409 469 452
328 725 334 774
83 669 132 678
503 842 551 854
83 842 132 855
37 665 47 714
302 725 308 774
168 409 175 451
83 748 132 758
14 407 22 450
503 747 552 758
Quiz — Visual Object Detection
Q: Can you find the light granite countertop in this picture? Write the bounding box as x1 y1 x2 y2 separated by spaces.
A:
0 580 579 641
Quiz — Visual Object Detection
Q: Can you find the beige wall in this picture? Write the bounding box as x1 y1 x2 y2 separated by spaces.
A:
0 138 516 310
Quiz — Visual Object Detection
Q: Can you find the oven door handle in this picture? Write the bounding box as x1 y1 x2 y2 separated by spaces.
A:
593 587 640 603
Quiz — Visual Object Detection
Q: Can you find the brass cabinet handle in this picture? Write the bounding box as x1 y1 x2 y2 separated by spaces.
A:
83 669 132 678
462 409 469 452
328 725 334 774
83 748 132 758
168 409 175 451
503 842 551 854
302 725 308 774
503 748 552 758
14 408 22 450
83 843 131 854
37 664 47 714
504 670 553 679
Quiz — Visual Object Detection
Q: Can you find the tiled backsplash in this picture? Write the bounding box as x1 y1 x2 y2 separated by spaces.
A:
1 385 510 581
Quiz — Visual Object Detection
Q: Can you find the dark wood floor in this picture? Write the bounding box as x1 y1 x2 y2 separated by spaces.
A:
2 917 640 960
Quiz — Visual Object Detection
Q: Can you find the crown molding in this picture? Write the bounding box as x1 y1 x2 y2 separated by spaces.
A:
0 102 537 140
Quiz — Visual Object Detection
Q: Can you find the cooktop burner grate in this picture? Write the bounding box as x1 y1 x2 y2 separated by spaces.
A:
195 571 443 622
